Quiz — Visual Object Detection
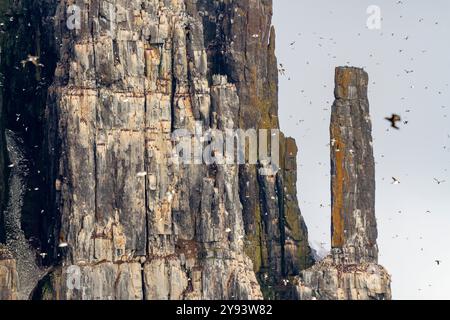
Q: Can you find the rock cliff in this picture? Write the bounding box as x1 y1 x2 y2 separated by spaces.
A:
0 1 390 300
28 0 312 300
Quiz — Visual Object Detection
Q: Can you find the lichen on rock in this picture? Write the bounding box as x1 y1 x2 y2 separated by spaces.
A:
296 67 391 300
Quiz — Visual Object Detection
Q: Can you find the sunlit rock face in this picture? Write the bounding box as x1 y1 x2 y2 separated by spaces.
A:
296 67 391 301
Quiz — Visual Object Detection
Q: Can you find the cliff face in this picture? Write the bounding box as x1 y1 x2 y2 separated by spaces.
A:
27 0 313 300
296 68 391 300
0 1 390 301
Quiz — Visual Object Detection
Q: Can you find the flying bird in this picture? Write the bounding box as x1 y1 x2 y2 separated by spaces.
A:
391 177 401 185
434 178 446 185
435 260 442 266
278 63 286 76
385 114 402 130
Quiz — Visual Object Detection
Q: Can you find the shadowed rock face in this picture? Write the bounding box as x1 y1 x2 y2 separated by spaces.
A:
0 0 58 299
4 131 48 299
296 67 391 301
0 95 5 243
0 0 7 245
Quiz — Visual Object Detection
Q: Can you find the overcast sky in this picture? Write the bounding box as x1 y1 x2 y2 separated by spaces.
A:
273 0 450 300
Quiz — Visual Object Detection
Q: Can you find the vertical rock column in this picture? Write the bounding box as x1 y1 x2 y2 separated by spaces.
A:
330 67 378 264
296 67 391 300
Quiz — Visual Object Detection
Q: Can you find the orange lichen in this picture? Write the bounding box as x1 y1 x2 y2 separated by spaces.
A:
335 68 353 99
331 124 346 248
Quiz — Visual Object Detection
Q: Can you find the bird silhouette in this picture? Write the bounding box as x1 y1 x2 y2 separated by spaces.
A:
385 114 402 130
434 178 446 185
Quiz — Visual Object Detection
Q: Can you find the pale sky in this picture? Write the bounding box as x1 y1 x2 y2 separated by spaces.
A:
273 0 450 300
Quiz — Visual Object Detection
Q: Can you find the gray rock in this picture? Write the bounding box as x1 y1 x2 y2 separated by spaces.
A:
330 67 378 264
296 67 391 300
0 246 18 300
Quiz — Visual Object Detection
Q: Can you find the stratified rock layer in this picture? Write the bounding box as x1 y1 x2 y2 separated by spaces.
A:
30 0 312 300
296 67 391 300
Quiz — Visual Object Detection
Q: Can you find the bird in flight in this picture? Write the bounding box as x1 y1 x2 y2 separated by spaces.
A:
278 63 286 76
435 260 442 266
434 178 446 185
385 114 402 130
391 177 401 185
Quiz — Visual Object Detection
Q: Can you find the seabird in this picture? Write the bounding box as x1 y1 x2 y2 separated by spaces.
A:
20 54 43 68
434 178 446 185
385 114 402 130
